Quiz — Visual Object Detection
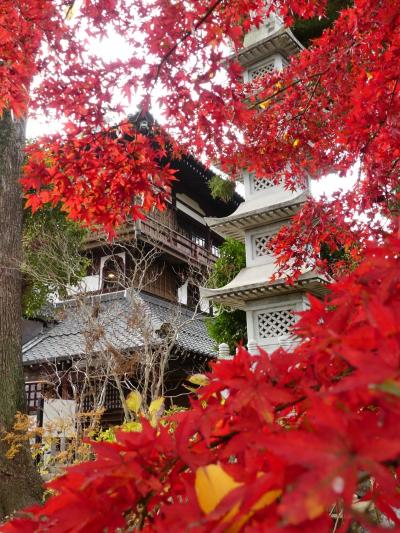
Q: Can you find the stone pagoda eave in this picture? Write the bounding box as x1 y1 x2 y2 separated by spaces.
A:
205 190 307 241
237 26 303 68
201 263 329 309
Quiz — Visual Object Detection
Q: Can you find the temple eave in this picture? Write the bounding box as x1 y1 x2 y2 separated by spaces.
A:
205 201 304 241
238 27 303 66
201 276 329 309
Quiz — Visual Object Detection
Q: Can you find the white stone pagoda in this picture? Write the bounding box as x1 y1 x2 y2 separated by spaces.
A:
201 14 328 354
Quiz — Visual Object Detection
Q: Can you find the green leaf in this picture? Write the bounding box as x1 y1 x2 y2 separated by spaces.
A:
206 238 247 352
208 175 236 203
121 421 142 433
373 380 400 398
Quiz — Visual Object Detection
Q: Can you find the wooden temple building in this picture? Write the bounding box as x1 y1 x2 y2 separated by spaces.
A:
22 13 330 430
22 124 242 425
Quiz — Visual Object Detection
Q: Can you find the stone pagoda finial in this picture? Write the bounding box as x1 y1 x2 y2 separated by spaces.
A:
218 342 231 359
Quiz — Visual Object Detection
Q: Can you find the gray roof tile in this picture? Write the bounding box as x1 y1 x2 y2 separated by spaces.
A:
23 291 216 364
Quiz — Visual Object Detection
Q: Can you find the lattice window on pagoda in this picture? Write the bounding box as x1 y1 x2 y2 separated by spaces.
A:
254 233 274 258
257 309 296 339
251 175 275 192
25 382 43 413
248 60 276 82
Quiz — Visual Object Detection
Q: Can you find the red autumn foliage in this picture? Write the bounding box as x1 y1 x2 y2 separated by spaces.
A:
1 0 398 269
2 0 400 530
22 124 176 235
3 228 400 531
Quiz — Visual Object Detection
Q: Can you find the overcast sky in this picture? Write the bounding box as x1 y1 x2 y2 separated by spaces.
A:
26 16 356 203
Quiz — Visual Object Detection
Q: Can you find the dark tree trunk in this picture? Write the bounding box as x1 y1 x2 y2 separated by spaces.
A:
0 111 42 521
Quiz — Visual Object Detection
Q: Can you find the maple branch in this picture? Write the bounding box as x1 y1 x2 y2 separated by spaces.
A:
248 70 328 110
274 395 306 413
360 77 399 158
135 491 156 529
209 431 239 448
64 1 78 20
151 0 225 90
290 74 322 122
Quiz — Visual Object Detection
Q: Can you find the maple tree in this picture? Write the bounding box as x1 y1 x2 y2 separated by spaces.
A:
3 229 400 531
1 0 400 527
4 0 398 268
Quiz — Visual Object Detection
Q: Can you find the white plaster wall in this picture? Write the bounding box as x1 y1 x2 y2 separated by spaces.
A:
177 280 188 305
199 297 210 314
65 274 100 298
42 399 76 438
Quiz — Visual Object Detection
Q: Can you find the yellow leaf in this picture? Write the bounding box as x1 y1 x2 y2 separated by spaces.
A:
305 494 325 520
253 489 282 511
121 421 142 433
126 390 142 414
188 374 209 386
149 397 164 418
195 465 282 532
293 138 300 147
366 71 373 80
195 464 242 514
259 99 270 110
230 489 282 533
183 384 198 393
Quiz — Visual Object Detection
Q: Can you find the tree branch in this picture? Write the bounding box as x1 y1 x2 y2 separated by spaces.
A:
151 0 225 90
249 70 328 110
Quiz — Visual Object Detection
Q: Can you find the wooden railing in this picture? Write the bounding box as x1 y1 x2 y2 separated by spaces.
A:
84 206 219 266
141 216 217 266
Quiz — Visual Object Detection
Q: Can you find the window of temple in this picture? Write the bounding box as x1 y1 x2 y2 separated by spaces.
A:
105 382 123 410
25 381 43 413
82 381 123 412
211 244 220 257
101 254 126 291
256 309 296 339
191 234 206 248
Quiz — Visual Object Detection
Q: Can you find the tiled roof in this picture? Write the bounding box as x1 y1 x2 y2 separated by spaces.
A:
23 291 216 364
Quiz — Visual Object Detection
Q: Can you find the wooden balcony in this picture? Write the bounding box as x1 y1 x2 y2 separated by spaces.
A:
84 205 219 267
140 215 218 267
